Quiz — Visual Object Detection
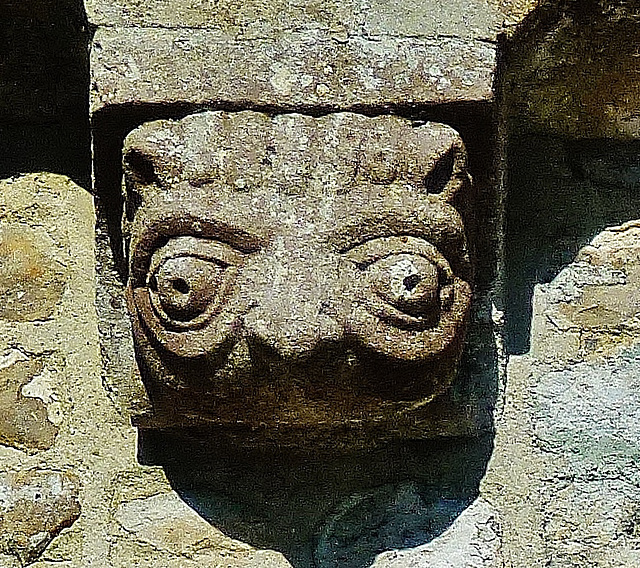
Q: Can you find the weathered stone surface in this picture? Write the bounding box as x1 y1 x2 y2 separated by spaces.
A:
0 174 95 566
0 353 58 451
85 0 363 33
482 221 640 567
0 469 80 566
115 491 237 555
85 0 535 38
91 28 495 114
529 221 640 363
504 4 640 138
87 0 544 115
0 554 20 568
313 486 500 568
123 110 475 438
0 224 65 322
113 490 290 566
370 498 501 568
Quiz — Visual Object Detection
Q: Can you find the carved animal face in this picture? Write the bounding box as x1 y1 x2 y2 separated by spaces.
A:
123 111 473 438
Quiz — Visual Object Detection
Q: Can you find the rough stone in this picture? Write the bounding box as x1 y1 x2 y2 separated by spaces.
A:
123 110 475 439
482 221 640 567
85 0 524 36
84 0 539 38
90 28 495 115
0 225 66 322
504 4 640 138
369 497 502 568
86 0 543 116
0 2 636 567
113 490 289 565
0 469 80 566
85 0 364 32
312 484 500 568
0 354 58 451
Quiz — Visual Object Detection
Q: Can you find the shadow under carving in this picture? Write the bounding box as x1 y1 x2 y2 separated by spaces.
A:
140 431 492 568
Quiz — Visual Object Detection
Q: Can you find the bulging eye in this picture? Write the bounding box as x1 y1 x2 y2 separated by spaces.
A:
145 236 244 330
369 254 440 320
151 256 225 322
345 236 456 330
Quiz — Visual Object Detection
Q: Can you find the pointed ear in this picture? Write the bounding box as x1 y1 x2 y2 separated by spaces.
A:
424 138 471 204
409 121 471 204
124 148 161 188
122 119 187 191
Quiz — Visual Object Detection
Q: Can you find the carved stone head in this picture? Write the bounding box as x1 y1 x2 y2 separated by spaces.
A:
123 111 473 440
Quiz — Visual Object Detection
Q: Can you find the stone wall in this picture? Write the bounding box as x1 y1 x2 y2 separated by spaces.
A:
0 1 639 567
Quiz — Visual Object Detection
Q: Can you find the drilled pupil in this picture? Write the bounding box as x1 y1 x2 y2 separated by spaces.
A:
403 274 421 291
172 278 190 294
368 254 442 324
151 256 224 322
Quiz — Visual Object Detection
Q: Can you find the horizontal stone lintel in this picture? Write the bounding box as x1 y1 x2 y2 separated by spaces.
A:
84 0 509 40
90 27 496 115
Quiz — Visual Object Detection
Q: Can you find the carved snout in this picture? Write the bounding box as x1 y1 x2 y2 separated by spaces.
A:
238 246 347 359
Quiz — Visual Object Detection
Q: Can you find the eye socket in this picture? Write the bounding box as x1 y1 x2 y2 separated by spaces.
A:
346 236 456 330
145 236 244 330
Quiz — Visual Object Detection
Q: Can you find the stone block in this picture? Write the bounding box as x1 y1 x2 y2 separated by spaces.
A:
482 221 640 567
84 0 528 39
90 28 496 115
0 470 80 566
0 225 66 322
86 0 542 118
504 4 640 138
85 0 363 33
370 498 502 568
0 355 58 451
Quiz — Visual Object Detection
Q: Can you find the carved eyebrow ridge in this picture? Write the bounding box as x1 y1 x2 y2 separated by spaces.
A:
333 216 472 283
333 215 466 253
130 212 266 286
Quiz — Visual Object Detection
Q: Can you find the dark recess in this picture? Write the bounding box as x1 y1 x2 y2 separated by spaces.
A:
505 136 640 353
0 0 91 187
500 0 640 353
